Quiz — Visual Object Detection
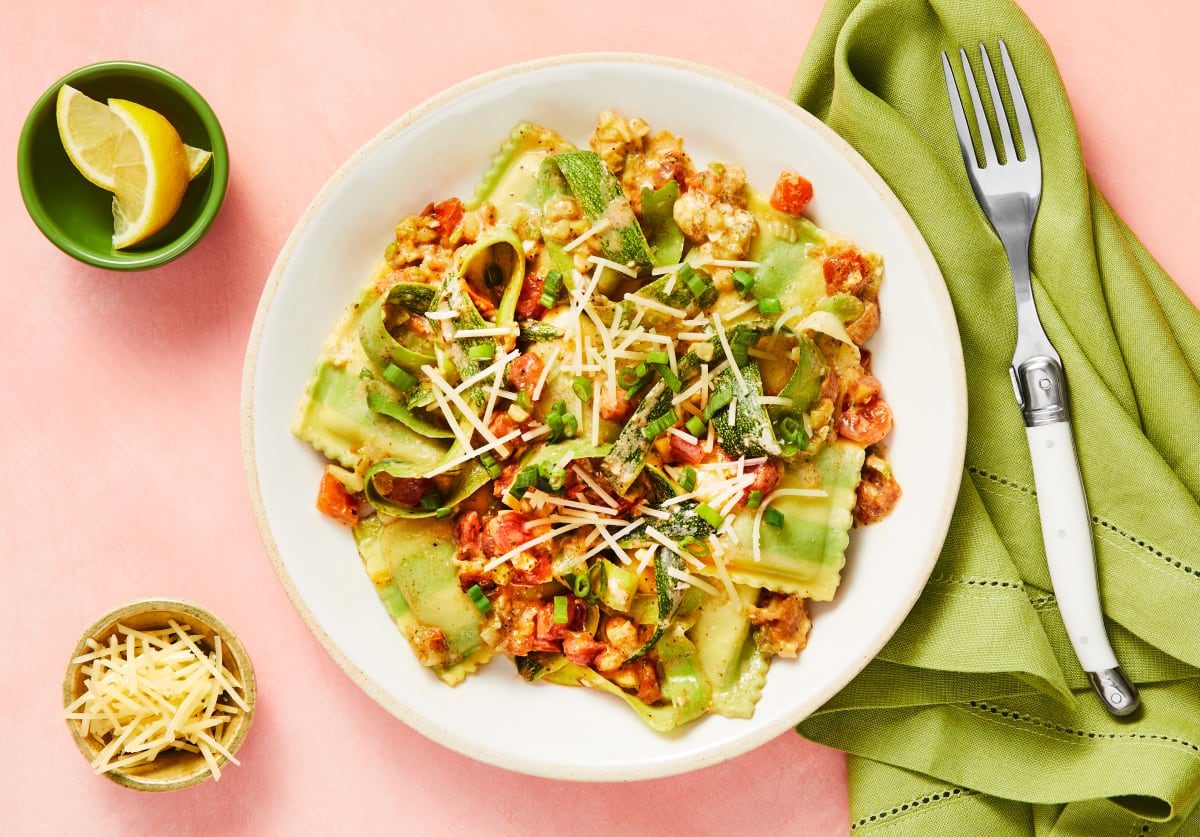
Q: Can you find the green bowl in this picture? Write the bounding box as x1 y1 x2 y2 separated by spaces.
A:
17 61 228 270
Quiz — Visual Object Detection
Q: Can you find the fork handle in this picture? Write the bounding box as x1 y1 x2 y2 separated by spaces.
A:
1025 420 1140 716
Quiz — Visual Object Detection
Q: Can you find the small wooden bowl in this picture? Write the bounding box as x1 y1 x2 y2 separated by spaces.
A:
63 599 256 791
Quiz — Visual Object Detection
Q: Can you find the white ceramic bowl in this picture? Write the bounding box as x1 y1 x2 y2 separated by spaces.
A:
242 54 966 781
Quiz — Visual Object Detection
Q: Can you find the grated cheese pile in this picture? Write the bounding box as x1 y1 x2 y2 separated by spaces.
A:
64 620 248 780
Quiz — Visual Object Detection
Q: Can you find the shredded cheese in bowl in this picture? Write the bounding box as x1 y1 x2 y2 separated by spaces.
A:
62 599 255 790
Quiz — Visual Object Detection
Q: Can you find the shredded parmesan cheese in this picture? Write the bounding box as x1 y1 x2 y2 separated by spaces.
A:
623 293 688 320
64 621 247 780
563 217 611 252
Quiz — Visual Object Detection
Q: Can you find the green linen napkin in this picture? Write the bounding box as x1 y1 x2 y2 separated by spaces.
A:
788 1 1200 834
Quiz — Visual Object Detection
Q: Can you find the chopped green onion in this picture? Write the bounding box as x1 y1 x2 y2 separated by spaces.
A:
646 350 669 366
467 584 492 615
746 490 763 509
510 466 541 499
617 366 641 388
758 297 783 314
779 416 809 449
553 595 570 624
538 463 567 492
479 451 502 480
484 263 505 288
572 573 591 598
695 502 725 530
677 535 711 558
684 416 706 438
383 362 418 392
435 506 453 519
679 263 710 301
573 376 593 402
467 343 496 361
562 413 579 438
419 491 443 511
657 365 683 393
539 269 563 309
642 410 678 440
704 390 733 421
515 390 533 410
680 465 697 493
764 507 785 528
732 269 756 296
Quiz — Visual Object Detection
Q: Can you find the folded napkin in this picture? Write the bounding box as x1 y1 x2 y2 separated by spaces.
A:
788 1 1200 834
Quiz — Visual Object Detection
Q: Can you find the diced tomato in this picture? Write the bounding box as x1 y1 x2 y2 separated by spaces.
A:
741 460 780 505
511 550 553 585
515 272 548 320
316 470 360 526
562 631 606 666
506 351 545 394
454 510 482 560
666 431 706 465
432 198 464 240
370 472 432 508
770 171 814 216
822 247 873 296
481 511 531 558
535 596 586 640
837 396 894 445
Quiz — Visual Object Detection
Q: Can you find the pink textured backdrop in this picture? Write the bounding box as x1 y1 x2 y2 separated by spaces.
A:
3 2 1196 834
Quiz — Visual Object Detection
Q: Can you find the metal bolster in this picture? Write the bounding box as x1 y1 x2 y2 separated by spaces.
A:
1011 355 1068 427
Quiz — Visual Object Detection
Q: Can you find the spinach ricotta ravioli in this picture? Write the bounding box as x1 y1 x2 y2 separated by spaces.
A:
293 112 900 730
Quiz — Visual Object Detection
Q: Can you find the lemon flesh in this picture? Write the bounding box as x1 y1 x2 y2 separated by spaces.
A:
184 144 212 179
56 85 123 191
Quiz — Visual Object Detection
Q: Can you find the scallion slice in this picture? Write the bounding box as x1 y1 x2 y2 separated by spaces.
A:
764 507 785 528
746 489 763 509
732 269 756 296
695 502 725 530
703 390 733 421
684 416 706 438
758 297 783 314
553 595 570 624
383 362 418 392
642 410 678 440
479 451 502 479
539 269 563 309
467 584 492 615
680 465 697 492
573 375 593 402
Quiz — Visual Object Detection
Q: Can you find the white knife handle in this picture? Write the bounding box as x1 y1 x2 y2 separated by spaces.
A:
1026 421 1139 715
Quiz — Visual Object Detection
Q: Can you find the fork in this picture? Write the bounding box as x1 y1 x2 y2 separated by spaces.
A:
941 40 1139 716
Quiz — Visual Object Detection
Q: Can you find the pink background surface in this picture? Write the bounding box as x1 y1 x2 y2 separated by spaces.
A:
4 2 1197 834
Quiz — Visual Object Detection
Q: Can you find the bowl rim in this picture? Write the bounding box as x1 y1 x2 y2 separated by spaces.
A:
17 59 230 271
62 597 256 791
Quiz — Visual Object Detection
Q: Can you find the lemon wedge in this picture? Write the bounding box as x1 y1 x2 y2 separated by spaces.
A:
56 85 211 249
56 84 123 191
105 98 191 249
184 144 213 179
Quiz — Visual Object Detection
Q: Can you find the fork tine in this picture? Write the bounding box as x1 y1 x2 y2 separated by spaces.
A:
999 39 1040 166
979 43 1017 164
940 51 979 169
958 47 997 167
